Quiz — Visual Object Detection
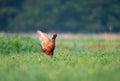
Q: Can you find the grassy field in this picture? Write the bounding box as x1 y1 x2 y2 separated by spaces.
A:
0 33 120 81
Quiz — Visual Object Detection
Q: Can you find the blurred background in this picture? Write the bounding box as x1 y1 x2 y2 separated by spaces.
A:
0 0 120 33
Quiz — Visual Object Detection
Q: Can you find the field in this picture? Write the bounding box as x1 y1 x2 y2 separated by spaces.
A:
0 33 120 81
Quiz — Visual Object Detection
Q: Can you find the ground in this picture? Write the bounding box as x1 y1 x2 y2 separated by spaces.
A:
0 33 120 81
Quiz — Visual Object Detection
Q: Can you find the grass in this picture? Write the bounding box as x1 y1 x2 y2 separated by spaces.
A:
0 33 120 81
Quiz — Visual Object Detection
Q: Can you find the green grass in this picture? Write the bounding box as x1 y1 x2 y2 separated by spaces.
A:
0 34 120 81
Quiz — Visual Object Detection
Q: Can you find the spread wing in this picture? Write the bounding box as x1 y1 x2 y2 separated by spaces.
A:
37 30 50 48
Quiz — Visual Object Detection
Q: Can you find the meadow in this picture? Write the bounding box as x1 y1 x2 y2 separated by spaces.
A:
0 33 120 81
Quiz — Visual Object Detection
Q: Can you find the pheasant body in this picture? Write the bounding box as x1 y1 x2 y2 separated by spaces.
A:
37 30 57 57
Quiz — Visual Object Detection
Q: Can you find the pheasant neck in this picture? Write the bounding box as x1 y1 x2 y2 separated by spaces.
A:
52 36 57 40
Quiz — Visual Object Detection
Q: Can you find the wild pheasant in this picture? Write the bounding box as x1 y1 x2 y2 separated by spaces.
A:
34 30 57 57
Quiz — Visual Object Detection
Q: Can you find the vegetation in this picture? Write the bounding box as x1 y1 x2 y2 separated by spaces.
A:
0 34 120 81
0 0 120 33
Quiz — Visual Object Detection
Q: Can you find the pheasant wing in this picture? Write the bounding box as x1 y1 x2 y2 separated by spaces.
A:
37 30 50 48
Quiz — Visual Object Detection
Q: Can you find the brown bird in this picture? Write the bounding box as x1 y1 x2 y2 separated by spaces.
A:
34 30 57 57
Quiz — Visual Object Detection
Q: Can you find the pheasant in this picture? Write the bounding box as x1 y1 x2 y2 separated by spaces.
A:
34 30 57 57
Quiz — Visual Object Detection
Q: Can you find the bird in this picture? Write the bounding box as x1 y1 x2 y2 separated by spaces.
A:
33 30 57 57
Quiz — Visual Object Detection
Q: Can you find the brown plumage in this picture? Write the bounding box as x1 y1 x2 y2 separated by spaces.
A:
35 30 57 57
